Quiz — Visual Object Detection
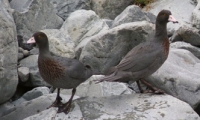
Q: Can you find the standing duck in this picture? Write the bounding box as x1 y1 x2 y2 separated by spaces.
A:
96 10 178 93
27 32 92 114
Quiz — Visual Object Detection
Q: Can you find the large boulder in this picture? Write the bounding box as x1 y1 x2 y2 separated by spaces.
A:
146 49 200 108
10 0 63 40
112 5 156 27
49 0 91 20
0 0 18 104
61 10 109 45
90 0 133 19
79 21 155 73
4 94 198 120
171 25 200 46
144 0 196 31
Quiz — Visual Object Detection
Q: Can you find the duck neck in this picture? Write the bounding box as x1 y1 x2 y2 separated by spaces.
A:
38 44 50 57
155 22 168 39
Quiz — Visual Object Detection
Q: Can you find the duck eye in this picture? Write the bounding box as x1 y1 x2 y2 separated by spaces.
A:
163 14 166 16
38 35 41 38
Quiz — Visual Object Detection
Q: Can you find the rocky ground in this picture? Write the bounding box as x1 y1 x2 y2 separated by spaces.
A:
0 0 200 119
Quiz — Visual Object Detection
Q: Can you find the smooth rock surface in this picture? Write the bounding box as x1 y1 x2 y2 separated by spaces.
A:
146 49 200 108
18 67 30 82
112 5 156 27
171 25 200 46
10 0 63 40
24 94 200 120
91 0 133 19
79 21 154 73
61 10 109 45
0 0 18 104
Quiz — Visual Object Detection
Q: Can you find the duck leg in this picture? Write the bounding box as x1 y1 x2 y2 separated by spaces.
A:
136 81 144 93
139 79 165 94
47 88 63 109
57 88 76 114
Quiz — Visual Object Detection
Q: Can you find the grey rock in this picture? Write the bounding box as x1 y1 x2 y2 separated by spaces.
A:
79 21 154 73
10 0 63 40
91 0 133 19
49 0 91 20
61 10 109 46
19 55 49 87
171 25 200 46
12 87 50 106
146 49 200 108
24 94 199 120
102 19 113 28
0 0 18 104
171 41 200 59
23 49 29 57
192 1 200 29
112 5 156 27
0 94 79 120
143 0 195 31
18 67 29 82
59 75 133 98
18 53 24 61
29 47 38 55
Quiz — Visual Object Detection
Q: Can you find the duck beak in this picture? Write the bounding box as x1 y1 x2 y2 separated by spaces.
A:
168 15 178 23
27 37 35 44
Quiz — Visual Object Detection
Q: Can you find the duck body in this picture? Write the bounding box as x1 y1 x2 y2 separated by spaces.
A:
97 10 177 84
38 55 92 89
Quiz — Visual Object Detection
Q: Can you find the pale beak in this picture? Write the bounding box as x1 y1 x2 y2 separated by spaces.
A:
27 37 35 44
168 15 178 23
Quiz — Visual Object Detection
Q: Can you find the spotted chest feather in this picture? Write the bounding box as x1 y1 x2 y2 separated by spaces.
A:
38 58 65 82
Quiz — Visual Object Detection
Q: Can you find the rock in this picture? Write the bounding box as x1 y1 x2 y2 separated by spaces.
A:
192 1 200 29
22 94 200 120
29 47 38 55
61 10 109 45
12 87 50 106
49 0 91 20
112 5 156 27
18 67 30 82
59 75 133 97
146 49 200 108
41 29 75 58
19 55 49 87
102 19 113 28
17 35 34 51
0 93 79 120
10 0 63 40
171 25 200 46
18 53 24 61
171 41 200 59
90 0 133 19
79 21 154 73
143 0 196 31
0 0 18 104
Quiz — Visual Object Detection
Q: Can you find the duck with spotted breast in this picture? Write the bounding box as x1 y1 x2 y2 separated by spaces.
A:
96 10 178 93
27 32 93 114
